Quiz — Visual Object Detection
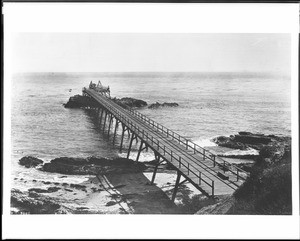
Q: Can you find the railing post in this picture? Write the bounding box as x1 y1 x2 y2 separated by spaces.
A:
203 149 206 160
187 163 189 175
223 160 226 173
237 169 239 181
163 145 165 155
186 140 188 150
171 150 173 162
213 155 216 167
194 143 196 154
199 172 201 185
157 140 159 150
179 156 181 168
212 181 214 197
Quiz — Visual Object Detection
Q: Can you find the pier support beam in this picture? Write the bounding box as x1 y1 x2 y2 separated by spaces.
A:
172 171 182 202
102 111 107 132
171 172 188 202
99 108 104 126
136 141 147 162
107 115 113 138
119 124 126 152
150 153 163 185
127 133 137 159
112 120 119 145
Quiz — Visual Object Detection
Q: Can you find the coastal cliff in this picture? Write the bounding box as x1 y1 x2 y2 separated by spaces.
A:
196 132 292 215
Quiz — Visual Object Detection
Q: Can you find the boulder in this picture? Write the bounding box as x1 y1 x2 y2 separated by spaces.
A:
112 97 147 109
19 156 43 168
11 188 62 214
64 95 99 109
212 136 247 150
42 156 147 175
148 102 179 109
233 134 272 145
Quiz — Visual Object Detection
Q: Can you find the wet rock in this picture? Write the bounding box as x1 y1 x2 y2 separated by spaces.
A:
106 201 117 206
148 102 179 109
112 97 147 109
28 188 49 193
212 136 247 150
47 187 61 192
11 188 62 214
19 156 43 168
63 95 99 109
234 134 272 145
42 157 147 175
212 132 290 152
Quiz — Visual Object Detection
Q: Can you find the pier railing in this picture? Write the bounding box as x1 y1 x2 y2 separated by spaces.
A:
106 104 216 195
128 108 248 181
83 87 249 195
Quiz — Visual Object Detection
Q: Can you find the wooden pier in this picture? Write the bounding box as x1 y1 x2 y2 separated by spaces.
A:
82 84 249 200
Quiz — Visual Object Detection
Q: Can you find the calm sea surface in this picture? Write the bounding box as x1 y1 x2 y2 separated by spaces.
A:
11 72 291 181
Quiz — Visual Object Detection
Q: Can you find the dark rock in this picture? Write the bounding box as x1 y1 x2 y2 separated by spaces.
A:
148 102 179 109
19 156 43 168
234 134 272 145
47 187 61 192
42 156 147 175
11 188 62 214
238 131 253 136
212 136 247 150
218 154 258 159
105 201 117 206
28 188 50 193
114 97 147 108
64 95 99 109
65 188 73 192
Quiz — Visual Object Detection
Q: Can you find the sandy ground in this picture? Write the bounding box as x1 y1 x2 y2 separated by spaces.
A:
12 169 229 214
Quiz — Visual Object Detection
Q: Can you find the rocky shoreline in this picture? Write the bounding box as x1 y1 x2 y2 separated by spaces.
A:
12 131 292 215
63 94 179 110
196 132 292 215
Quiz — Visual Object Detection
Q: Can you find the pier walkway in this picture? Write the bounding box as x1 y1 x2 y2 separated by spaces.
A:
83 85 249 200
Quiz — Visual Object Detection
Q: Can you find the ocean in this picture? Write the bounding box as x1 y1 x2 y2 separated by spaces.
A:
11 72 291 186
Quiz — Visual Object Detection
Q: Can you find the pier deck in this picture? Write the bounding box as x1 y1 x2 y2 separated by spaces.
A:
83 87 249 199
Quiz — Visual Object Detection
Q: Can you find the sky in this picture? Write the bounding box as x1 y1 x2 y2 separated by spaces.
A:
12 33 290 74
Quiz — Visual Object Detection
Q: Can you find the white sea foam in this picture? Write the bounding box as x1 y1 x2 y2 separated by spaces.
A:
118 151 155 162
192 138 217 147
222 148 259 156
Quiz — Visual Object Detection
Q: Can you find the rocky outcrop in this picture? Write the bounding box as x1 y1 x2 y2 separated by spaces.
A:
64 94 148 109
19 156 43 168
195 196 235 215
212 132 290 152
112 97 147 109
42 156 147 175
63 95 99 108
11 188 67 214
148 102 179 109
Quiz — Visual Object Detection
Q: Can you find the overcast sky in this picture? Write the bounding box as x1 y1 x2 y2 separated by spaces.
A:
12 33 290 74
